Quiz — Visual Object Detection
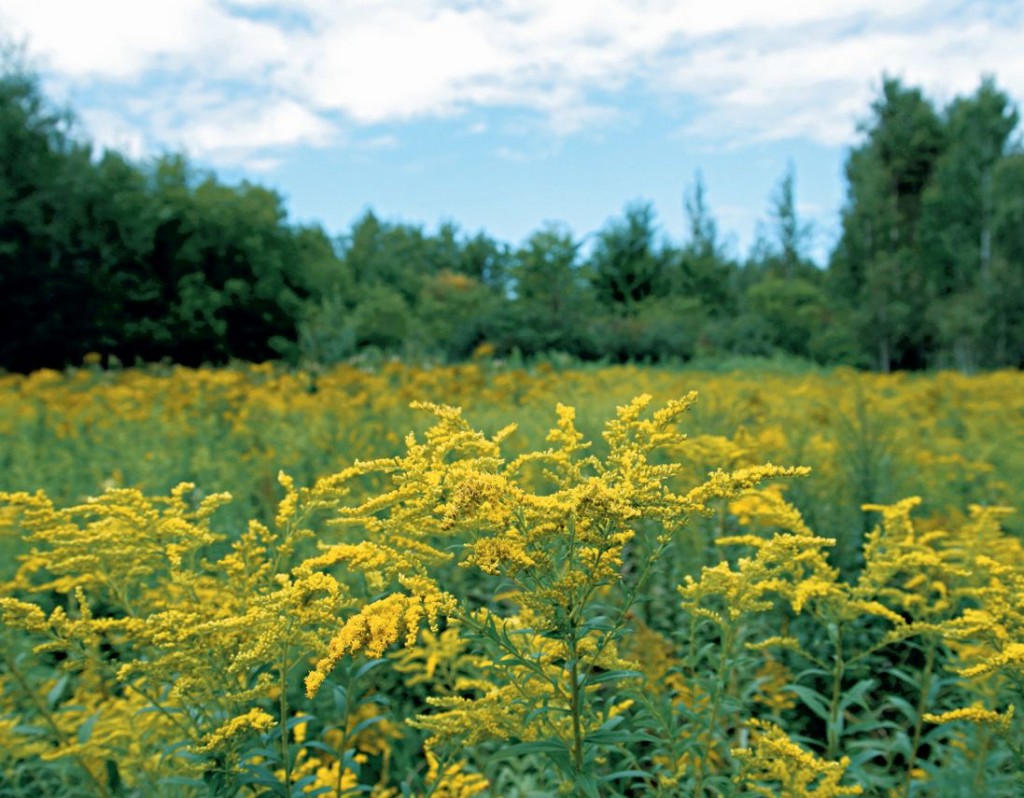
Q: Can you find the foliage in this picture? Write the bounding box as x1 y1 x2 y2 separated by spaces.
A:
1 366 1024 795
3 53 1023 372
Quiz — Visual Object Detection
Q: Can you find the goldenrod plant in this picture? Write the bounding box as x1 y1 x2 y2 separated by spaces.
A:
1 377 1023 796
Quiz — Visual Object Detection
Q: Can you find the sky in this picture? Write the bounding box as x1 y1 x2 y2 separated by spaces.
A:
2 1 1023 265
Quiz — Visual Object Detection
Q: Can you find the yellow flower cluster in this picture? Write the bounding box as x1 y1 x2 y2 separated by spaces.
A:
305 581 456 698
3 361 1020 555
194 708 276 754
733 719 863 797
681 489 837 622
423 747 489 797
924 703 1015 732
2 372 1023 795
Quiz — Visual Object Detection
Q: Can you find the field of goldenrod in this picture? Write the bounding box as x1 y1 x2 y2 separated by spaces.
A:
1 362 1022 796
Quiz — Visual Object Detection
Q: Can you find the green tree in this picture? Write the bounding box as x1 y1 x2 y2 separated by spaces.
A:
676 172 737 317
508 224 593 356
744 277 830 359
340 211 438 305
425 222 511 295
141 156 316 364
589 201 672 312
918 78 1019 369
0 52 97 370
989 153 1024 366
348 283 413 351
63 149 161 360
829 76 946 370
416 270 501 359
767 163 816 280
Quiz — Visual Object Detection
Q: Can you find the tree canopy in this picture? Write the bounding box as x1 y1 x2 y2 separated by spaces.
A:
1 56 1021 372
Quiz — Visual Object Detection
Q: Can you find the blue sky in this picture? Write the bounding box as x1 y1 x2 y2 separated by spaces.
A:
3 1 1022 264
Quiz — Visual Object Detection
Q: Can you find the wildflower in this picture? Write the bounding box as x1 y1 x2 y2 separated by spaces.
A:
306 582 455 698
957 642 1024 679
924 703 1015 732
193 708 275 754
424 747 489 797
733 719 863 797
0 598 50 634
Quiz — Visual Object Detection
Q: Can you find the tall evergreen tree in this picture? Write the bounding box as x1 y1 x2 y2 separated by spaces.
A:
677 172 736 315
830 76 946 370
768 163 816 280
590 201 672 311
989 153 1024 367
918 78 1019 369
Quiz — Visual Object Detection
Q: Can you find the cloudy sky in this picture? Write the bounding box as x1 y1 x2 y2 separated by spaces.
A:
2 1 1022 262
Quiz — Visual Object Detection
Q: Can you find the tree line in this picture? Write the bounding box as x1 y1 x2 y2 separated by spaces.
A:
2 52 1022 373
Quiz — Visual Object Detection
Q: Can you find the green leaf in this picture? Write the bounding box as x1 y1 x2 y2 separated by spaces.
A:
289 774 319 795
77 710 100 743
840 677 878 712
350 713 386 737
241 775 288 793
885 667 921 690
160 776 206 787
848 746 890 768
599 769 652 784
299 786 335 798
579 615 614 634
885 695 919 724
580 668 643 687
46 672 71 710
793 667 831 681
12 724 47 738
285 713 316 731
243 746 279 760
786 684 831 721
584 728 660 745
301 740 339 758
355 658 388 679
574 769 601 798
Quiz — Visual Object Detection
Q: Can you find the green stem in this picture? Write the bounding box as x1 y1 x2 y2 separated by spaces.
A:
826 623 845 760
971 723 991 796
423 747 458 798
693 624 735 797
687 614 699 678
456 611 564 740
570 651 585 785
587 534 672 668
3 653 112 798
335 665 355 797
279 641 292 790
565 515 586 794
901 637 937 798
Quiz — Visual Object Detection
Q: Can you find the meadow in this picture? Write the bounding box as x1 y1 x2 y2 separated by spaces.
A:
1 360 1022 796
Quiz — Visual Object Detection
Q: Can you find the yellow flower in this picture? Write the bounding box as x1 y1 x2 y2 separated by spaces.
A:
424 747 489 797
957 642 1024 679
307 583 455 698
924 703 1014 732
733 720 863 797
193 708 275 754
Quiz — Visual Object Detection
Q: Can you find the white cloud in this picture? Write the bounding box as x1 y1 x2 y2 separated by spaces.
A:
681 12 1024 146
75 108 150 159
242 156 284 173
1 0 289 79
177 96 334 160
354 134 399 151
2 0 1021 165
